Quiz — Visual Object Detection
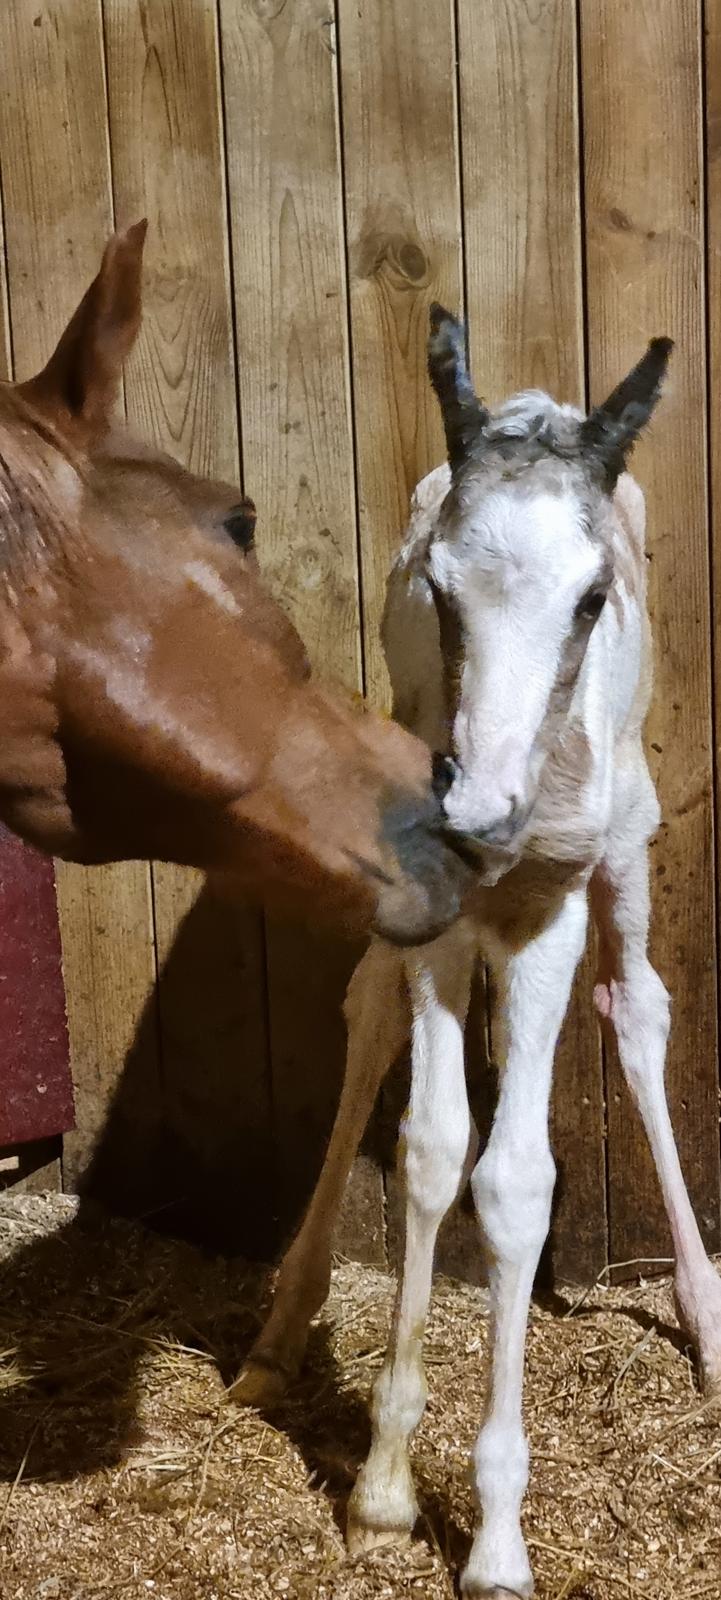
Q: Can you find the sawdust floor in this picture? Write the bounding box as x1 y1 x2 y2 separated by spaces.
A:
0 1193 719 1600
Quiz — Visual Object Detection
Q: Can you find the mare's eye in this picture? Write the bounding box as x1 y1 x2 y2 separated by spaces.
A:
576 587 607 623
223 501 256 552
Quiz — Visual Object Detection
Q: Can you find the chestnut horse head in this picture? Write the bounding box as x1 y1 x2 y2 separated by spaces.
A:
0 223 470 943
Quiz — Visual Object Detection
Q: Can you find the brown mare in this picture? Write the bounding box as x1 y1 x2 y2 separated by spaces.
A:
0 222 470 944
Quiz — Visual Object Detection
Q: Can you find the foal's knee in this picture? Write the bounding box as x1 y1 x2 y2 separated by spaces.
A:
403 1101 470 1220
471 1138 556 1265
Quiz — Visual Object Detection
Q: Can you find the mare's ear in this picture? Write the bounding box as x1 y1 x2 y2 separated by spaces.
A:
18 220 148 437
580 336 673 492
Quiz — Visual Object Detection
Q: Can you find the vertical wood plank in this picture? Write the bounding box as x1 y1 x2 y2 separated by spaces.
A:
0 828 73 1146
0 0 159 1187
218 0 379 1254
1 84 64 1197
458 0 607 1284
339 0 462 708
703 0 721 1261
338 0 467 1275
219 0 361 687
99 0 275 1253
581 0 721 1267
0 170 12 381
459 0 584 403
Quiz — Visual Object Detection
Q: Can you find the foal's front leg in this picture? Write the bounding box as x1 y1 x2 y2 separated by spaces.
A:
347 922 477 1552
464 888 588 1600
231 940 408 1407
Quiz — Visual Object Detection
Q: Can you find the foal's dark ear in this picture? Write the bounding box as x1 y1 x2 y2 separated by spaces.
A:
428 303 489 473
19 219 148 436
580 337 673 492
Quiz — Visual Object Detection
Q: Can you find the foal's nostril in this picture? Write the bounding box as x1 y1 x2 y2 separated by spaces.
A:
474 798 526 847
442 796 528 854
431 752 457 805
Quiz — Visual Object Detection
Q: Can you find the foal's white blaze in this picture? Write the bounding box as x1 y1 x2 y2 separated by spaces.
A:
430 483 601 838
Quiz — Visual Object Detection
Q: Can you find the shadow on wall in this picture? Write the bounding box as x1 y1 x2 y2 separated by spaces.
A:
78 883 366 1262
73 882 503 1274
72 882 573 1287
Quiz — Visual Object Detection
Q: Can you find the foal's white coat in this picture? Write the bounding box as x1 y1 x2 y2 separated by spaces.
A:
234 360 721 1598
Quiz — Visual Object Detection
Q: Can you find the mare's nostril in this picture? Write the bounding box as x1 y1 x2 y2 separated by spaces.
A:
432 752 457 805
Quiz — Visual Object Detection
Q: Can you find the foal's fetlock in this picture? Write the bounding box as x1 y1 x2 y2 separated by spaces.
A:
674 1262 721 1401
229 1261 329 1409
228 1328 308 1408
346 1448 418 1554
228 1354 294 1409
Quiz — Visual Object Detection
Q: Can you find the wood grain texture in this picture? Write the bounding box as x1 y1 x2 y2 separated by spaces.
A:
582 0 721 1268
100 0 274 1251
0 0 158 1189
0 167 63 1192
0 828 73 1146
219 0 361 685
338 0 466 1275
0 188 63 1192
703 0 721 1265
459 0 584 403
458 0 606 1282
2 0 719 1278
218 0 378 1254
339 0 462 708
0 173 12 381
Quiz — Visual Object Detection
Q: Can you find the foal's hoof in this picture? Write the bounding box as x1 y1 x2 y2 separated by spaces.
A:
346 1515 412 1557
462 1544 533 1599
701 1360 721 1405
463 1579 533 1600
227 1359 290 1409
464 1590 529 1600
675 1264 721 1405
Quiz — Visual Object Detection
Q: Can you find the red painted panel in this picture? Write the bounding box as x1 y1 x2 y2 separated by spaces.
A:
0 826 74 1144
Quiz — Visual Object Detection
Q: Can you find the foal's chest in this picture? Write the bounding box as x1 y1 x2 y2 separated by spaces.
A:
467 856 587 953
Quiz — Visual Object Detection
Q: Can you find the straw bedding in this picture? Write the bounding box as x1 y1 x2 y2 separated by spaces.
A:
0 1193 718 1599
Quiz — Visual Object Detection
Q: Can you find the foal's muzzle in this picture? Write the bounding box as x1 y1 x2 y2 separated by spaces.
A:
432 753 530 858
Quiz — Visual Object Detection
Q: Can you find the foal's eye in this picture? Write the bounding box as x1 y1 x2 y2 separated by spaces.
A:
576 588 607 623
223 501 256 552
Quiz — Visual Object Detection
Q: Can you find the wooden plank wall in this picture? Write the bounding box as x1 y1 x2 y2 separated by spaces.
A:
1 0 719 1282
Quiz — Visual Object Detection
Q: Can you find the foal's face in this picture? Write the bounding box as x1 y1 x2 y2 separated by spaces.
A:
428 462 611 848
426 305 672 873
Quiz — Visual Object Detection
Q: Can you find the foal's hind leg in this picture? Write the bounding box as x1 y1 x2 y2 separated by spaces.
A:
230 940 408 1408
591 787 721 1397
347 923 476 1552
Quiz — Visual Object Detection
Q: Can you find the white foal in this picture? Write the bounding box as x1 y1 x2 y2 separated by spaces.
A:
233 311 721 1597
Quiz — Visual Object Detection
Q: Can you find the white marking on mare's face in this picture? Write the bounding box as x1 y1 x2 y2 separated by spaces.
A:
69 634 245 791
429 472 607 841
184 558 240 617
